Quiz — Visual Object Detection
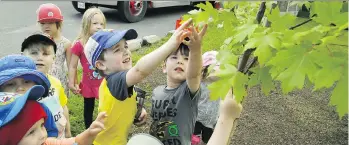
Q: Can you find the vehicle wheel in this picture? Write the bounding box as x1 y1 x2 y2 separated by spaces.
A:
72 1 91 14
118 1 147 23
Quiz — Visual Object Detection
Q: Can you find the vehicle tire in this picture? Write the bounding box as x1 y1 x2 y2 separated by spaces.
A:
72 1 91 14
117 1 147 23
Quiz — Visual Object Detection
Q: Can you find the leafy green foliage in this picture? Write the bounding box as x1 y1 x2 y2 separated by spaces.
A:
184 1 348 118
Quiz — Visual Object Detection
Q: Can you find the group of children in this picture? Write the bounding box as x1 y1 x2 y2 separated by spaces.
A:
0 3 243 145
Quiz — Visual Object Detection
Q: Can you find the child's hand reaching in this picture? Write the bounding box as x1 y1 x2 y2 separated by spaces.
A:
134 108 147 126
75 112 107 145
88 112 107 136
184 24 208 52
167 18 193 49
220 89 243 120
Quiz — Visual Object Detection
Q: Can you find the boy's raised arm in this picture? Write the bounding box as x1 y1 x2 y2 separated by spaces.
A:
207 90 242 145
125 18 193 87
186 24 208 94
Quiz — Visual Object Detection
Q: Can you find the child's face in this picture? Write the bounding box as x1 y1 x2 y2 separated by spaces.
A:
18 118 47 145
89 13 105 36
0 77 36 94
97 39 132 75
39 22 58 36
22 44 55 74
164 51 189 82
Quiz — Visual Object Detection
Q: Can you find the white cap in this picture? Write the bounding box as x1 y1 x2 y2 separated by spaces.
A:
127 133 163 145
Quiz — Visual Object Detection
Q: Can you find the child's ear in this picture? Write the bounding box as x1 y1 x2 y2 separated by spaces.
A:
162 63 167 73
95 60 106 71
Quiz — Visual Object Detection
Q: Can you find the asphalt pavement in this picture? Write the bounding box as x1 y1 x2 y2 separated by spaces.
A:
0 1 193 57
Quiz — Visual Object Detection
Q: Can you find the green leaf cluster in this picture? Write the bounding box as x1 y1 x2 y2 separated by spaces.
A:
184 1 348 118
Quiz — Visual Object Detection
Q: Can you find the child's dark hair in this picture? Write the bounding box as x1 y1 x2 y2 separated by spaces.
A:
95 50 106 77
202 65 210 79
166 42 190 61
21 34 57 54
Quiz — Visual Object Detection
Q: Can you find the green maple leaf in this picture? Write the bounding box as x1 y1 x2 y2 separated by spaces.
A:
208 78 233 100
245 31 281 64
322 33 348 47
232 22 258 43
248 66 274 95
223 1 239 9
292 29 323 44
267 6 297 31
309 46 346 90
311 2 348 26
268 44 318 93
289 1 311 10
196 1 214 11
330 69 348 119
196 11 210 23
313 67 342 90
217 50 239 66
232 72 248 103
216 63 238 78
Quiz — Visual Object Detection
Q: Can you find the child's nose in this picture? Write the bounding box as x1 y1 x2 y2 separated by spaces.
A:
17 86 26 93
39 128 47 140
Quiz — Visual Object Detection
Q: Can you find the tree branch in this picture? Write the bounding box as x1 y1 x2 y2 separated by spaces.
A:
256 2 266 24
289 19 313 30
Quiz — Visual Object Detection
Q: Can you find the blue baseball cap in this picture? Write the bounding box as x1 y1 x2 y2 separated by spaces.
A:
0 55 50 96
84 29 138 67
0 85 45 127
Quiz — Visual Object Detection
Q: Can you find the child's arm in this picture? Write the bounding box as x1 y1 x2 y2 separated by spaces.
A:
65 40 73 67
63 106 72 138
45 112 107 145
75 112 107 145
68 53 81 94
186 25 208 94
207 89 242 145
125 18 193 87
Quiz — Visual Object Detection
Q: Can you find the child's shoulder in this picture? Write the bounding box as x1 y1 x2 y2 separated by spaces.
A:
152 85 166 94
61 36 71 43
47 74 63 87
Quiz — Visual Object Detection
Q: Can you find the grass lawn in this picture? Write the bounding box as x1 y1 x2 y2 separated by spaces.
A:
67 35 348 144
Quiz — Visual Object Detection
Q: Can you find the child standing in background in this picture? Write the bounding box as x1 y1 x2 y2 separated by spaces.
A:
37 3 72 96
192 51 221 145
68 7 106 129
21 33 72 138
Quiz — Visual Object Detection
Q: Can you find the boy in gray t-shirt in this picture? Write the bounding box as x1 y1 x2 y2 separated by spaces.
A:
150 24 208 145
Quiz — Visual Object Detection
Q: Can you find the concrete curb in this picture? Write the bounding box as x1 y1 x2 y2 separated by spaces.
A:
128 30 175 52
128 35 162 52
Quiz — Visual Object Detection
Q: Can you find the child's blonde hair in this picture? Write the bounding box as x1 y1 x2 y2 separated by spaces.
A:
76 7 106 45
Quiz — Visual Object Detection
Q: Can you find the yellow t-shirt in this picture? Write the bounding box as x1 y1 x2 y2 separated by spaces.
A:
41 74 68 138
93 78 137 145
47 75 68 106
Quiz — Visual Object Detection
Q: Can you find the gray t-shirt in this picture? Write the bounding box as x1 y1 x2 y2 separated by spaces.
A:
150 81 200 145
197 82 220 129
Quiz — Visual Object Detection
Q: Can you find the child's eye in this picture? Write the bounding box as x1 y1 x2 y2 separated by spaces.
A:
24 80 32 84
184 57 189 60
28 129 35 135
114 49 120 53
172 56 177 59
43 53 49 56
31 52 38 55
4 82 14 87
